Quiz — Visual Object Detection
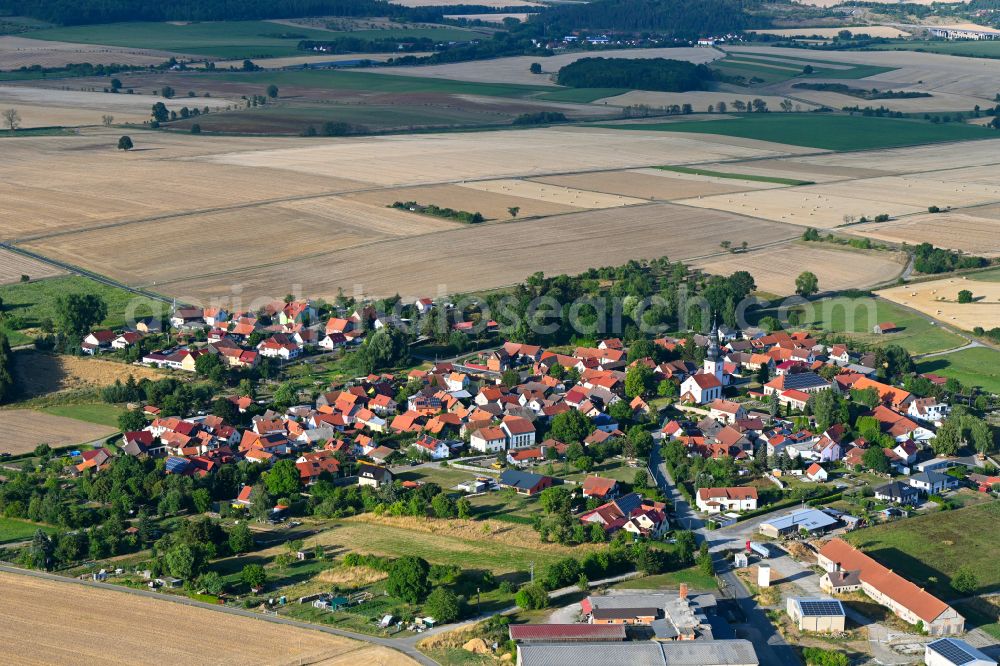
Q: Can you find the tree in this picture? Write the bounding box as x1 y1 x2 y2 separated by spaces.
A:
625 364 653 399
264 459 300 497
165 543 198 579
957 289 973 304
54 293 107 336
456 497 472 519
530 62 542 74
500 369 520 387
192 488 212 514
241 563 266 590
190 123 201 134
626 426 653 459
424 586 462 623
933 418 962 456
508 206 520 218
117 409 146 432
161 86 175 99
431 492 457 518
803 65 814 75
229 522 254 554
266 84 279 98
549 408 591 443
862 446 890 474
387 556 431 603
197 571 224 595
951 565 978 594
151 102 169 123
539 486 572 515
2 108 20 132
970 417 993 456
27 529 53 569
117 135 133 150
515 583 549 610
795 271 819 297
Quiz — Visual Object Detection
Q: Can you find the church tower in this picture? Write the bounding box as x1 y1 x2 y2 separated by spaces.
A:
703 318 724 382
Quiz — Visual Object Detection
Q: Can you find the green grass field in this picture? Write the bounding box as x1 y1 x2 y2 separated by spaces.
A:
24 21 478 59
792 295 966 354
917 347 1000 393
656 165 813 186
598 113 992 151
0 517 54 544
41 403 124 428
0 275 166 345
844 501 1000 598
613 565 718 591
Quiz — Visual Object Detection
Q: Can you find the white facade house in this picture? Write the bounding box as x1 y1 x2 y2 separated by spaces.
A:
696 487 758 513
470 427 507 454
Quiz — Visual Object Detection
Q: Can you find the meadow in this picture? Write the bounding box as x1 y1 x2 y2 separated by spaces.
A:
0 276 165 345
872 39 1000 59
23 20 478 59
0 517 55 544
917 348 1000 393
599 114 993 151
41 403 124 428
792 294 966 354
844 501 1000 598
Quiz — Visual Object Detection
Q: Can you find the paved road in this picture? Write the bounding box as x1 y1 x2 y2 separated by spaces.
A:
0 564 438 666
648 445 799 666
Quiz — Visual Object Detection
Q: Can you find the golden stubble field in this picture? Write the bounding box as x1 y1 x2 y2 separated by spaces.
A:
878 274 1000 330
14 351 165 398
0 35 183 70
0 249 64 284
849 212 1000 257
532 167 788 200
0 410 116 454
693 244 907 295
0 572 416 666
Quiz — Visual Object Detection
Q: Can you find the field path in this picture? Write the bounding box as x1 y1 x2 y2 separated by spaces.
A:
0 564 435 666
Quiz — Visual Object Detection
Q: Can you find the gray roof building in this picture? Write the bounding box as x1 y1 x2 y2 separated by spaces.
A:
517 640 759 666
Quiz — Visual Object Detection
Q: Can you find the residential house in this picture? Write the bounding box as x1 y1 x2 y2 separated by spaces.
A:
580 493 668 538
908 398 950 424
81 330 116 354
581 476 620 500
908 471 959 496
695 487 758 513
502 415 536 449
873 481 920 505
411 434 451 460
805 463 828 482
111 331 143 350
709 399 747 424
357 463 393 488
257 334 301 360
470 426 508 454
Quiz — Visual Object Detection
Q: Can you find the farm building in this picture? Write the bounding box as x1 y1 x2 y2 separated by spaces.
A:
509 624 626 643
785 598 846 633
516 639 759 666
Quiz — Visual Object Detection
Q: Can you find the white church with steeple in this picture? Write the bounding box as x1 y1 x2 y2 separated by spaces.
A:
680 319 727 404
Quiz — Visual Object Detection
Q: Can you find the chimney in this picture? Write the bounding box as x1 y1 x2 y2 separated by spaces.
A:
679 583 688 600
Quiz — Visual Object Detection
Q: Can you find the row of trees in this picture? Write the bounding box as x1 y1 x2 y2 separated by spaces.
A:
0 333 14 404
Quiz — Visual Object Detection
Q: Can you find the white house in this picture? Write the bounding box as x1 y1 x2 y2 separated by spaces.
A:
318 333 346 351
908 471 959 495
908 398 950 424
708 399 746 424
81 330 116 354
502 416 536 449
445 372 469 393
806 463 828 482
470 426 507 453
411 435 451 460
695 487 758 513
680 373 723 405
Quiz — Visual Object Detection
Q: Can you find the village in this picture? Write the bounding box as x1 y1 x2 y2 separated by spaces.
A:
3 278 996 666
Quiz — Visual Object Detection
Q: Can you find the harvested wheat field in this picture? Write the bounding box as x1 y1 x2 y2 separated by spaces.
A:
0 35 186 70
780 88 985 113
158 204 801 302
0 571 415 666
13 351 165 398
533 168 786 200
0 249 64 284
458 178 646 208
693 245 906 295
752 26 911 38
346 183 582 220
374 47 721 86
25 197 457 286
201 126 809 187
849 212 1000 257
878 275 1000 330
799 138 1000 174
679 172 1000 229
0 130 370 240
696 158 895 183
0 410 116 454
208 52 427 69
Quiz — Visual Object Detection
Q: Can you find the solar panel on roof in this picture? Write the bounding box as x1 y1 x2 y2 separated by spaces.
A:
798 600 844 617
930 639 976 665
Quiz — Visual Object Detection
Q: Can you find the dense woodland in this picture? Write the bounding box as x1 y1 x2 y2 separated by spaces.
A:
0 0 512 25
557 57 715 92
527 0 768 37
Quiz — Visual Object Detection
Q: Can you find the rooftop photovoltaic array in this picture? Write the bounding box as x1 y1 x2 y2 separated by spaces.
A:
797 599 845 617
929 638 978 665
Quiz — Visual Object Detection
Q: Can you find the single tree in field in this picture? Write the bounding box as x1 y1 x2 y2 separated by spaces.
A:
3 108 21 132
795 271 819 297
957 289 973 304
266 84 279 98
117 135 134 151
529 62 542 74
102 114 114 127
508 206 520 218
151 102 169 123
720 240 731 252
